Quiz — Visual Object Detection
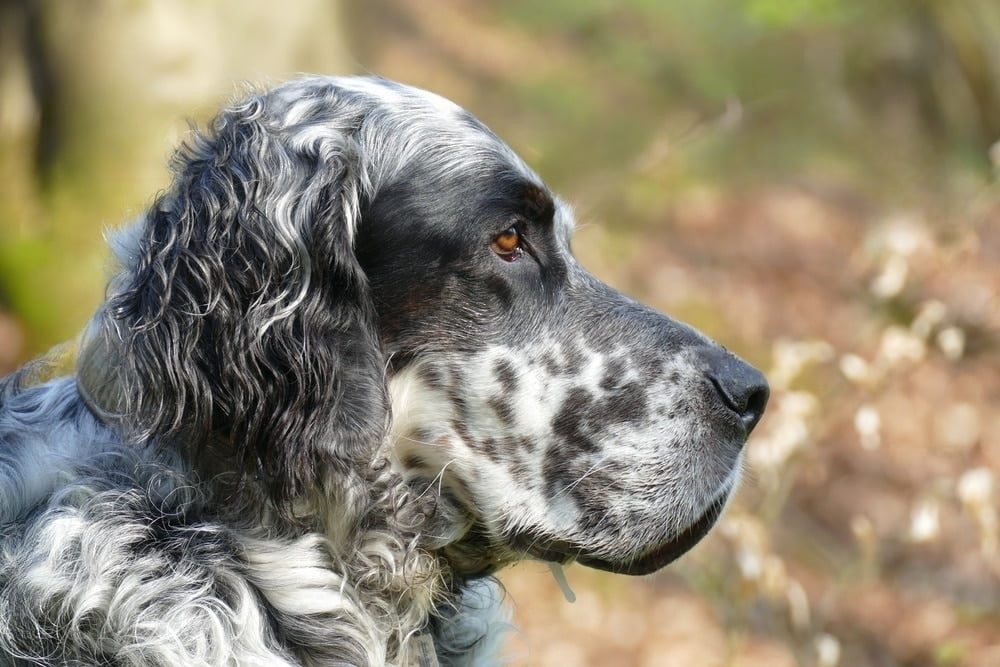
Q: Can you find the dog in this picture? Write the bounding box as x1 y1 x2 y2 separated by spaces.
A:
0 76 768 666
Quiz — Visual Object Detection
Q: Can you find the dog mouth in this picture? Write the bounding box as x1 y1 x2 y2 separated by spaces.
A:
508 490 730 577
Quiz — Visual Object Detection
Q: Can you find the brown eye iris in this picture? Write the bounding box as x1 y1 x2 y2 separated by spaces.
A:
491 226 522 260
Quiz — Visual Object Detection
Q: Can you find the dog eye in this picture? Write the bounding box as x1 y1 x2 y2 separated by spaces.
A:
491 226 523 261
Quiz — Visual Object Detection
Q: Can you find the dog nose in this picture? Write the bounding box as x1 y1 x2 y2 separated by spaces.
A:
701 348 770 434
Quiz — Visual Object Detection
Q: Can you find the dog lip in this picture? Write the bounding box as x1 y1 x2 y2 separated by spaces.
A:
509 489 730 576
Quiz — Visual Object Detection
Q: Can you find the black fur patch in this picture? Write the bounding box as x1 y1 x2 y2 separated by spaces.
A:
550 387 599 455
600 356 628 391
492 359 519 394
487 395 516 426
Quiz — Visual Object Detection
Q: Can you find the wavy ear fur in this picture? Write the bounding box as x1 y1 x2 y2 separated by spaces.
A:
103 92 387 503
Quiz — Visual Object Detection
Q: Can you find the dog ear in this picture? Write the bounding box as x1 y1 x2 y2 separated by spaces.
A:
101 91 387 503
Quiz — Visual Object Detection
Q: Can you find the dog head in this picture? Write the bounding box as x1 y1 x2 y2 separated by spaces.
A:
88 76 768 576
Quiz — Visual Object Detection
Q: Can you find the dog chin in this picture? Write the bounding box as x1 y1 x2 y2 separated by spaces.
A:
576 491 731 576
504 478 736 577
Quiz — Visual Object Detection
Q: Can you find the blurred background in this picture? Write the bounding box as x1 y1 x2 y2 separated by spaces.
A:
1 1 998 665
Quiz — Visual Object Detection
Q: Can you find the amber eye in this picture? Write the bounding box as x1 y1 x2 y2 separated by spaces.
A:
491 226 523 260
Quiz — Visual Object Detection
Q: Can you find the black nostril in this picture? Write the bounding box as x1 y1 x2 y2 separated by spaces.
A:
701 347 770 435
740 384 769 433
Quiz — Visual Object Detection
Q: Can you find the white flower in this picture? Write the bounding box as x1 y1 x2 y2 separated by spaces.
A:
749 391 818 473
957 468 998 558
937 326 965 361
877 214 929 257
854 404 881 450
737 550 763 581
839 354 873 385
958 468 995 508
878 325 926 368
871 254 908 299
815 633 842 667
909 499 940 543
910 300 946 339
782 390 820 419
770 339 834 390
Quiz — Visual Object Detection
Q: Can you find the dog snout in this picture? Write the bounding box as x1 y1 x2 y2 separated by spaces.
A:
699 347 769 435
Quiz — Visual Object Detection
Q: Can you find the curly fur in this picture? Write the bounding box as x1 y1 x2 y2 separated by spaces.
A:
1 371 502 666
0 76 767 665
